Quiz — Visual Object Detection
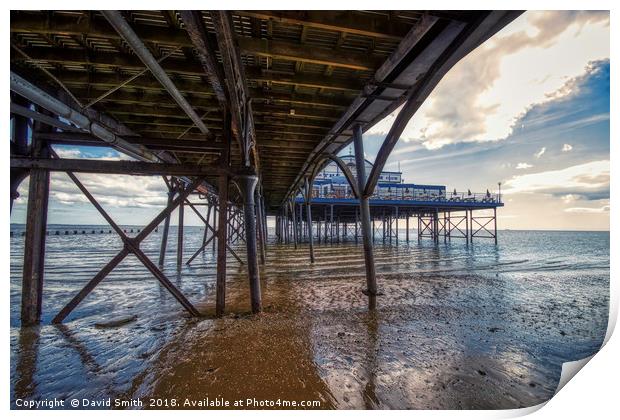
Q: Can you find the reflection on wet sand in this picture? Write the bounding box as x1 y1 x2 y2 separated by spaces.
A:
10 230 609 409
143 270 337 408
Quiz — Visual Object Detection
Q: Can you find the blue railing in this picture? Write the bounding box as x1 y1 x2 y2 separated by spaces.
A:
308 189 502 204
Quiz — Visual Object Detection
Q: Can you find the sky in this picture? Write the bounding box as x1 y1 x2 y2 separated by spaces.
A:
10 11 610 230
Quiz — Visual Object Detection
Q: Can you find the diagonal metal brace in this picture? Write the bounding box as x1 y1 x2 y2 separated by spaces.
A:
51 165 203 323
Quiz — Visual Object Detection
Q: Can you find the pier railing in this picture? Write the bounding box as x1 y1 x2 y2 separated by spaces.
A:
309 189 502 204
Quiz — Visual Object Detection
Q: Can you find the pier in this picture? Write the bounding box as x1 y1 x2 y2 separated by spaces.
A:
10 10 519 326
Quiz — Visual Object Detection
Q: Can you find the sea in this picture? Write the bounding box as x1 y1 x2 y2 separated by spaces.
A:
9 225 609 409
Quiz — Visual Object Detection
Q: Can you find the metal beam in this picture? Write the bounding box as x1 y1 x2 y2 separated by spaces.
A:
37 131 224 153
10 72 157 162
179 11 228 107
11 157 224 177
12 13 384 70
236 11 412 41
210 11 256 166
21 64 364 93
101 11 211 138
10 102 83 133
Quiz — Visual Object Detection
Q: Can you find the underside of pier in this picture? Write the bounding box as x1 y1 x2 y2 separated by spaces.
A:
10 10 521 325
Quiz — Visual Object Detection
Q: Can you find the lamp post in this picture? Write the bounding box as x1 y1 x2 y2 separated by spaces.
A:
498 182 502 203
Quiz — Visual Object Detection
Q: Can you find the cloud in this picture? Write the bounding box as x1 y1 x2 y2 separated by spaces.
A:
503 160 609 198
564 204 609 214
516 162 533 169
47 172 168 209
562 143 573 152
55 148 83 159
534 147 546 158
366 11 609 150
22 146 163 209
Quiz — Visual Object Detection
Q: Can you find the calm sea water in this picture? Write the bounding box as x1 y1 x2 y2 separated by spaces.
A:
9 225 609 409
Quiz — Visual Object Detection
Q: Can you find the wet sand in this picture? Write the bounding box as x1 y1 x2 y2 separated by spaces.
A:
10 229 609 409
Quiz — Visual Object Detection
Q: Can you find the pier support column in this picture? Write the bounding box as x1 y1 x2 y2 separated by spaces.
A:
216 173 229 316
21 119 50 326
21 150 50 326
158 180 174 266
176 195 184 270
291 201 298 249
330 205 334 244
406 211 410 242
237 172 262 313
353 125 377 309
395 206 399 244
465 210 470 244
304 178 315 263
202 203 212 250
11 98 31 213
494 208 498 245
256 188 266 264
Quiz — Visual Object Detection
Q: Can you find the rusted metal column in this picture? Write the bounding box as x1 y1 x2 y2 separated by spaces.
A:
324 207 328 242
395 206 399 244
465 210 469 244
216 112 231 316
216 175 229 316
256 190 266 264
202 202 212 248
21 137 50 326
176 196 184 270
382 210 386 243
418 214 421 242
260 194 268 244
158 181 174 266
304 177 315 263
298 203 303 240
237 172 262 313
406 211 410 242
372 217 376 243
494 207 498 245
469 210 473 243
354 207 359 244
353 124 377 308
212 202 217 253
11 96 31 213
291 201 298 249
330 205 334 244
284 204 289 244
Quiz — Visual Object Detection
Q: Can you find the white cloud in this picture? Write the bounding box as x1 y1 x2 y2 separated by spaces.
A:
516 162 533 169
503 160 609 197
366 11 609 150
562 143 573 152
55 148 83 159
565 204 609 214
534 147 546 158
48 172 168 209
